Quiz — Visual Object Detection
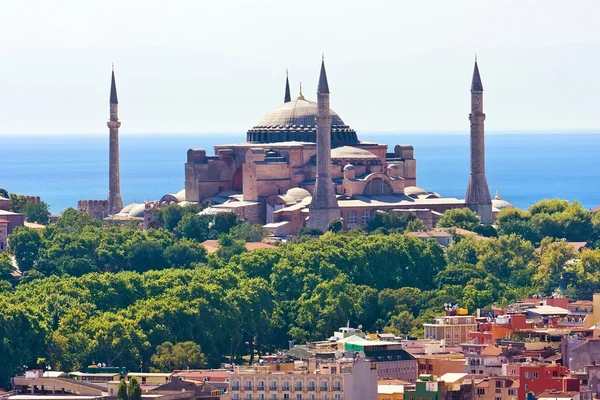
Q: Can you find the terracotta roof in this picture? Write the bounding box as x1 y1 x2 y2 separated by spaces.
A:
201 240 276 254
480 346 503 357
24 221 46 230
170 369 231 383
406 231 452 239
378 378 411 386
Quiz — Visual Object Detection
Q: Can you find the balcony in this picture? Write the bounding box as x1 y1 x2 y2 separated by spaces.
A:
270 386 278 391
308 387 316 392
282 387 291 392
232 386 241 392
294 386 303 392
245 386 253 391
333 387 342 392
257 386 265 391
320 386 329 392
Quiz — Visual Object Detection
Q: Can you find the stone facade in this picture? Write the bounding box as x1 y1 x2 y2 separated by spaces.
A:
465 60 492 224
78 200 109 219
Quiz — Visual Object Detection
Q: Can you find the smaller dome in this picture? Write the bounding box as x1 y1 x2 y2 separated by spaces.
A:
286 187 311 202
493 199 514 210
119 203 139 215
405 186 428 197
343 163 355 171
175 189 186 202
128 203 146 218
387 164 400 170
331 146 378 160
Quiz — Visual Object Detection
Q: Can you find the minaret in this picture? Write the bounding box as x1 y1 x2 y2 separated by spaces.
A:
107 64 124 215
307 57 340 231
284 69 291 103
465 58 492 224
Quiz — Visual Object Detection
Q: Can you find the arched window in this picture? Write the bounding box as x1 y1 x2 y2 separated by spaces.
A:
347 210 358 228
361 210 371 226
363 178 393 195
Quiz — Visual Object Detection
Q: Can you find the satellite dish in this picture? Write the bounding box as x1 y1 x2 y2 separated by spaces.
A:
358 351 366 359
358 325 363 330
102 363 106 368
97 363 102 367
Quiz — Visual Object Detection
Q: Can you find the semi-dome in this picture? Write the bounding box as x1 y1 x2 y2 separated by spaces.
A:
405 186 428 197
331 146 378 160
286 187 311 202
247 97 358 146
119 203 139 215
128 203 146 218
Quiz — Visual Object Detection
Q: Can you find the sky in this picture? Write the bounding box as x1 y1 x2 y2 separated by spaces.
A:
1 0 600 135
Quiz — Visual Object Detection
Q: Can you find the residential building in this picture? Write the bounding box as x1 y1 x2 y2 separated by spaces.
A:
474 376 519 400
518 364 579 400
403 374 442 400
225 358 378 400
415 354 465 377
423 312 477 346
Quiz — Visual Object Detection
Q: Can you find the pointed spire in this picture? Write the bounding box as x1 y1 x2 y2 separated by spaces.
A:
110 64 118 104
471 57 483 92
284 69 291 103
495 189 500 200
317 55 330 94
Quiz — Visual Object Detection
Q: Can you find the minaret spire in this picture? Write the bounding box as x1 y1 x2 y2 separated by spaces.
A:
284 69 291 103
307 55 340 231
465 58 492 224
107 64 123 215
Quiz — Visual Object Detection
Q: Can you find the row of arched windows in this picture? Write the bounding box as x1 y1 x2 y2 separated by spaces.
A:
231 379 342 392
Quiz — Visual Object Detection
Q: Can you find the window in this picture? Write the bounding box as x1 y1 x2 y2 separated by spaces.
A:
296 395 302 400
495 397 501 400
246 395 252 400
233 395 240 400
295 381 303 391
308 381 316 391
284 395 290 400
477 389 485 396
258 395 265 400
245 380 253 391
466 318 472 324
283 381 290 391
321 394 328 400
320 381 328 391
271 395 277 400
271 381 278 391
361 210 371 226
363 178 393 195
334 395 341 400
509 390 516 396
258 381 265 391
347 211 358 228
525 385 529 391
524 372 530 379
233 380 241 391
333 381 342 392
533 372 538 379
309 395 316 400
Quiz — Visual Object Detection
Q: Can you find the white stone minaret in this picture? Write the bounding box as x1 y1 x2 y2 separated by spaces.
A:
307 57 340 231
465 58 492 224
107 64 124 215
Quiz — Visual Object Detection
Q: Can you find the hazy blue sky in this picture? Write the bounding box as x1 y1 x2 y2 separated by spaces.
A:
1 0 599 134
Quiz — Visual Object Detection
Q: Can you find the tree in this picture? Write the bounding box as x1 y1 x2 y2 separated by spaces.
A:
368 211 417 233
126 241 167 272
215 235 246 262
128 376 142 400
164 239 207 269
230 223 264 242
0 189 8 198
436 208 480 231
384 311 415 336
0 253 14 281
327 219 343 233
150 341 206 371
55 208 101 234
8 226 43 271
24 201 50 225
8 194 28 213
118 379 128 400
213 213 239 235
176 214 212 241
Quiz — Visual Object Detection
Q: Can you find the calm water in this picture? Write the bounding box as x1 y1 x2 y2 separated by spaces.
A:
0 132 598 214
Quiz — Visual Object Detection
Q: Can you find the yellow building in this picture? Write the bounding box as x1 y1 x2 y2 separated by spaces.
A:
474 376 519 400
378 384 404 400
225 359 378 400
423 312 477 346
126 372 171 386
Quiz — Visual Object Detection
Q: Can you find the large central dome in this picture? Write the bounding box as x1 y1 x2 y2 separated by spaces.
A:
247 97 359 146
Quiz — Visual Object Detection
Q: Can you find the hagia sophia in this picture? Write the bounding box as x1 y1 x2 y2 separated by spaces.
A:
78 58 514 235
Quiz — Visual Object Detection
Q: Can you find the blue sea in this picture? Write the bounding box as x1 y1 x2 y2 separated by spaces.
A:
0 132 598 214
